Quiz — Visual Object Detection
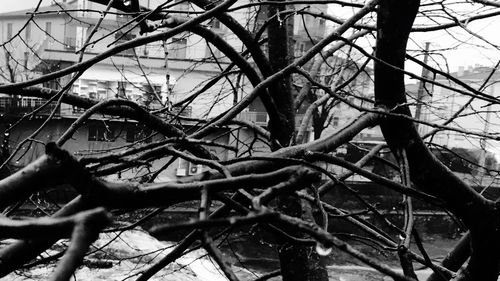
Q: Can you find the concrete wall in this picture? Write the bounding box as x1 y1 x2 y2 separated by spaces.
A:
2 117 236 182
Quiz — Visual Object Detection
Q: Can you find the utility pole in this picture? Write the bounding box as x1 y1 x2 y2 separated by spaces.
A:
414 42 430 133
478 88 493 185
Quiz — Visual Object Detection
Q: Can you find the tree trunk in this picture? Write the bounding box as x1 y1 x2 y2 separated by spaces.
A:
266 1 328 280
374 1 500 280
266 1 295 148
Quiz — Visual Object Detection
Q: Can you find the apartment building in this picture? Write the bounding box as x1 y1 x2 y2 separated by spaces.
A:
0 0 339 182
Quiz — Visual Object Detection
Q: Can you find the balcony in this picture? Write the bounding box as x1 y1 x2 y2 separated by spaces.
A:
0 97 60 117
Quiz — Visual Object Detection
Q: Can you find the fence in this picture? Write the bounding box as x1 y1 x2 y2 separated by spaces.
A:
0 97 59 116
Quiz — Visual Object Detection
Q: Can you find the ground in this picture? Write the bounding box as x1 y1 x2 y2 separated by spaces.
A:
1 207 466 280
3 228 457 281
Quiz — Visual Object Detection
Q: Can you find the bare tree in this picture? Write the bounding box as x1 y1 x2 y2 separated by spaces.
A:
1 0 500 281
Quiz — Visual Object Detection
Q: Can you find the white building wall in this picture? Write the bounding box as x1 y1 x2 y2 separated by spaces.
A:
0 15 68 82
423 75 500 155
0 0 331 121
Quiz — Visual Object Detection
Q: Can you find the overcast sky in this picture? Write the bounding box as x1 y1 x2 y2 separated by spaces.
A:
0 0 51 13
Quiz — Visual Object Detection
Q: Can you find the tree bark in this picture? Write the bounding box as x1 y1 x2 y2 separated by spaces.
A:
374 1 500 280
266 1 328 280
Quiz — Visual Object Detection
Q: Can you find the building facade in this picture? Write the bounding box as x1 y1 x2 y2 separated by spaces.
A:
0 0 340 182
405 65 500 186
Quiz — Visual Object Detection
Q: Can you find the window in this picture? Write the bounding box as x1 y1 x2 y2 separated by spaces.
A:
45 22 52 37
88 124 116 142
324 73 333 85
96 81 110 100
332 116 339 127
176 158 189 176
319 18 325 29
169 37 187 59
24 52 29 68
0 97 9 109
7 23 12 40
117 81 127 98
64 37 76 50
176 158 203 177
295 42 305 57
125 128 135 143
205 42 221 59
25 22 31 41
43 79 59 90
64 24 76 50
211 19 221 29
126 125 152 143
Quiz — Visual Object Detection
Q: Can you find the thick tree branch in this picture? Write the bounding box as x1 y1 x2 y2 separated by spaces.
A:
374 1 500 279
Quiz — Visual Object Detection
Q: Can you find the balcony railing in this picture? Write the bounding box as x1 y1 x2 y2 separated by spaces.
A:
0 97 59 116
170 106 192 117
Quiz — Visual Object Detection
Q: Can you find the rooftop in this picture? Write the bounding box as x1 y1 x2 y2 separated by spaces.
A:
0 1 77 18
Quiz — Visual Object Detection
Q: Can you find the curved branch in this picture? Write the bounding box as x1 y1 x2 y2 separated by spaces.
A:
374 1 500 279
0 159 317 277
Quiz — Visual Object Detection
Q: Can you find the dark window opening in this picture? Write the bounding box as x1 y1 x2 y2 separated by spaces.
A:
211 19 221 29
24 52 29 68
332 116 339 127
126 125 152 143
45 22 52 37
7 23 12 40
63 24 76 50
25 23 31 41
89 124 117 142
43 79 59 90
117 81 127 98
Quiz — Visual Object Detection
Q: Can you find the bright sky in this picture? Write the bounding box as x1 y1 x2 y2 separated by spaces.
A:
0 0 51 13
409 17 500 72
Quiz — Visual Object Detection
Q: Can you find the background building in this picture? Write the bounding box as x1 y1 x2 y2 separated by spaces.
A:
0 0 342 182
406 65 500 185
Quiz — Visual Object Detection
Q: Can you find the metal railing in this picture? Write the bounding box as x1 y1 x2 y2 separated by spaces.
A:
0 97 59 116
